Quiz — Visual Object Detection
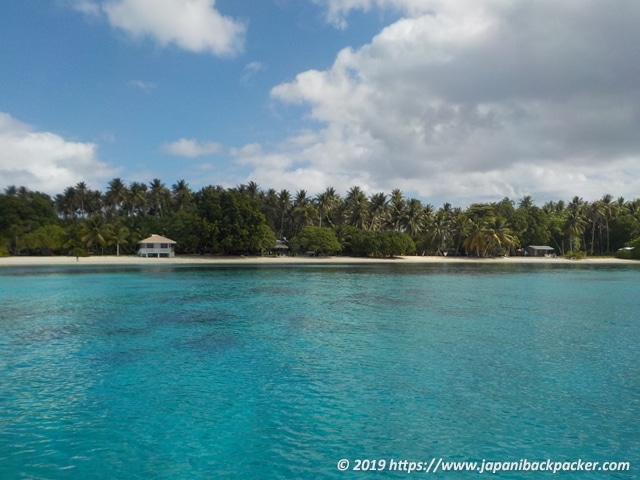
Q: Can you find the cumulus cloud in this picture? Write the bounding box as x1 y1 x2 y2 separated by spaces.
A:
312 0 432 28
0 112 117 195
252 0 640 204
73 0 245 56
163 138 224 157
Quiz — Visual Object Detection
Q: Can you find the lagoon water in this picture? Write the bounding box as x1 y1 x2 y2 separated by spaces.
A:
1 263 639 479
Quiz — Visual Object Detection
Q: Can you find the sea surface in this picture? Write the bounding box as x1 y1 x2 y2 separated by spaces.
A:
0 263 638 479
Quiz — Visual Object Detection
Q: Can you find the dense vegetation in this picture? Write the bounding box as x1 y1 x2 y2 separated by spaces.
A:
1 180 639 259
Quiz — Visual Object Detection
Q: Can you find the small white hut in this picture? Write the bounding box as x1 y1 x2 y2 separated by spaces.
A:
137 234 176 258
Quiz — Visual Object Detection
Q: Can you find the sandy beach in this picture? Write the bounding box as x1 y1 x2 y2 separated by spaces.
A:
0 254 633 267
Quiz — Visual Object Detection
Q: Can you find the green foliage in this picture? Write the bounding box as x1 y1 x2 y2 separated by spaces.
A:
379 231 415 257
21 224 67 254
71 247 89 257
615 248 634 260
3 181 640 260
0 238 9 257
256 223 277 253
166 207 207 254
615 238 640 260
0 189 57 254
337 226 380 257
292 226 342 255
564 251 587 260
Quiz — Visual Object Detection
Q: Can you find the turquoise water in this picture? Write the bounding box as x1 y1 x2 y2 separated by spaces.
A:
0 263 638 479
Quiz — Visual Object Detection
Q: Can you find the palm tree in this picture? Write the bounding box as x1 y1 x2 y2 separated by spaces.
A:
564 197 587 253
75 181 89 217
55 186 77 218
600 194 616 254
315 188 338 228
85 189 104 216
148 179 170 218
367 192 388 231
450 212 469 256
277 189 292 238
125 182 148 216
246 181 261 200
344 186 369 228
463 220 487 257
108 224 129 256
518 195 534 210
172 179 192 211
388 189 405 231
261 188 280 232
485 216 517 256
105 178 128 216
80 215 111 255
586 201 605 255
427 211 449 255
291 190 317 232
401 198 424 237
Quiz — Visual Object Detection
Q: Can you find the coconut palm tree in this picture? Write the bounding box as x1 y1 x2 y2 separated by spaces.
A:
485 216 517 256
315 187 338 228
564 197 587 252
75 181 89 217
148 179 171 218
401 198 424 237
80 215 111 255
600 194 617 254
344 186 369 228
463 219 488 257
105 178 128 216
55 186 77 218
109 224 129 256
367 192 388 231
127 181 148 216
261 188 280 232
586 201 605 255
427 211 449 255
277 189 292 238
291 190 317 232
171 179 192 211
246 181 261 200
518 195 534 210
387 189 405 231
450 212 469 256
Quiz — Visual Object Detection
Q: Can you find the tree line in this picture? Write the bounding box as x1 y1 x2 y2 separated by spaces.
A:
1 180 639 259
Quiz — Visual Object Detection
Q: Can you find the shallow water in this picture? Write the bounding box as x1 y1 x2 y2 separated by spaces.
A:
1 264 639 478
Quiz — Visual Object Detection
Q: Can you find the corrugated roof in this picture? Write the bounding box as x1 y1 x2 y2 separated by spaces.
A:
528 245 554 250
138 234 176 244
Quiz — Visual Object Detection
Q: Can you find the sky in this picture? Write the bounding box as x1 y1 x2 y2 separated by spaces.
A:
1 0 640 207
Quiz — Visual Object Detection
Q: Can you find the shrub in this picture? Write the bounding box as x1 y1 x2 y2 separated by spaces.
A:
71 247 89 257
564 251 587 260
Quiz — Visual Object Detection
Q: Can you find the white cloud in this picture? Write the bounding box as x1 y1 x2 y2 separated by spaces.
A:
71 0 102 16
163 138 224 157
74 0 245 56
128 79 156 92
0 112 117 195
312 0 433 28
241 61 265 85
246 0 640 204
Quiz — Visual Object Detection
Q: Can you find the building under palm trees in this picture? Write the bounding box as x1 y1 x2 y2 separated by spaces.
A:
137 235 176 258
526 245 555 257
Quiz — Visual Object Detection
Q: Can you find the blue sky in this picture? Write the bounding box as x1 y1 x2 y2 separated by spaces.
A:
2 0 640 206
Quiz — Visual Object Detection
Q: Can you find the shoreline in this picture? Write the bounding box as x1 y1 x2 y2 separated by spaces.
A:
0 254 634 267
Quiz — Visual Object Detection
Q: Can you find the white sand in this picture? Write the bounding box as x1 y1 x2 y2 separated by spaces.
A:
0 254 633 267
